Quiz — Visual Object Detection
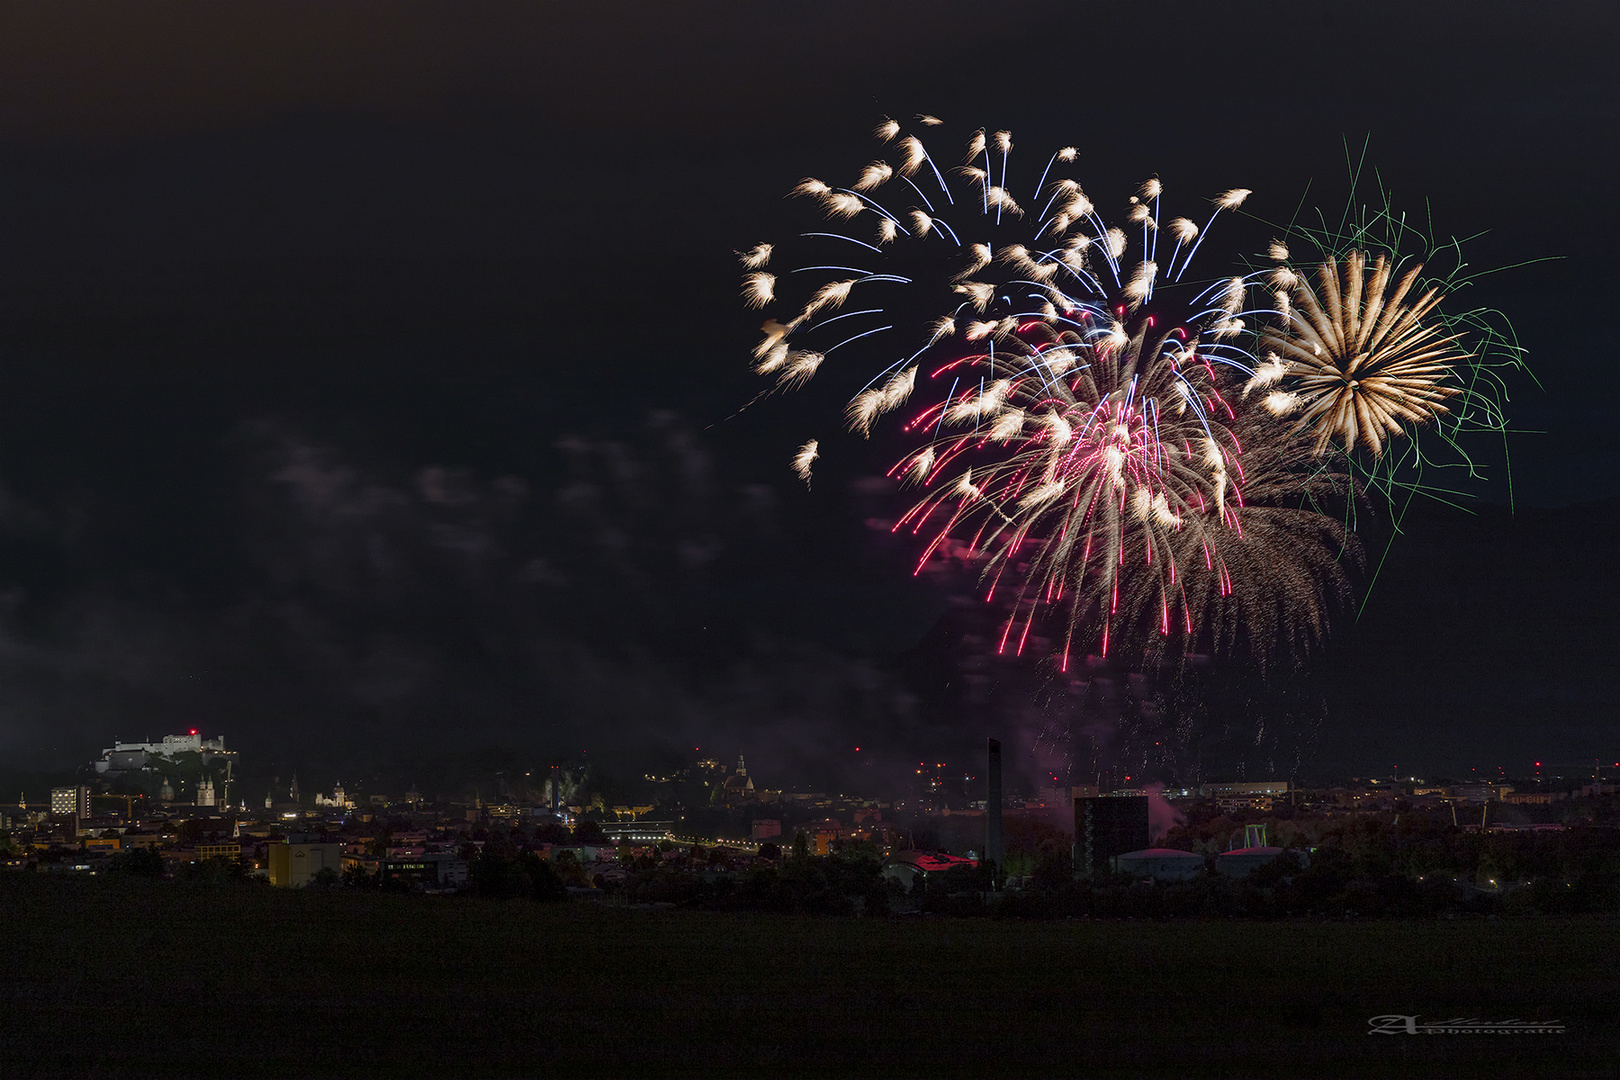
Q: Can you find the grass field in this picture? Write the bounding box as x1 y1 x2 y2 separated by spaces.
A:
3 875 1615 1078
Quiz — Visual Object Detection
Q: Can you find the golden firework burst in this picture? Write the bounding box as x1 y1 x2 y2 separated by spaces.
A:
1261 250 1466 457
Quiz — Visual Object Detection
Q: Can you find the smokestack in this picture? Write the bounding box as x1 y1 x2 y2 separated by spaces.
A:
986 738 1003 881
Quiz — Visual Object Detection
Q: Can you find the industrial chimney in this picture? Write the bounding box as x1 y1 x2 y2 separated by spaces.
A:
986 738 1003 883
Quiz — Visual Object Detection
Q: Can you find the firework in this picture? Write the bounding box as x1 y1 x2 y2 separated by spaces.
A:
1127 411 1360 664
1248 144 1530 524
1257 251 1466 458
743 120 1366 667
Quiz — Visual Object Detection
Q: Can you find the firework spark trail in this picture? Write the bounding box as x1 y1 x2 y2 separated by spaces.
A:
739 119 1498 668
1236 147 1532 625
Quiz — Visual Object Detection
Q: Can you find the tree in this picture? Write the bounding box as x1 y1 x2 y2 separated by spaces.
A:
1002 849 1038 881
534 822 570 845
342 861 376 889
519 852 568 902
119 845 164 878
471 849 527 898
551 850 590 888
1032 844 1074 890
864 877 897 916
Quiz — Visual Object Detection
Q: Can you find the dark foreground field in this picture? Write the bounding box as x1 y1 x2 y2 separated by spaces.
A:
3 876 1615 1078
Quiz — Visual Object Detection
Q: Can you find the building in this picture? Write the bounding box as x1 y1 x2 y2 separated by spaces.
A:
1502 791 1561 805
341 852 468 891
750 819 782 841
196 842 241 863
1112 848 1206 882
1217 795 1276 812
1215 846 1307 879
1075 795 1150 877
881 850 978 892
92 731 237 776
1446 784 1511 803
267 841 343 888
720 756 756 803
315 784 354 809
1198 781 1290 799
50 786 91 820
196 777 216 808
795 817 850 856
1037 784 1099 808
599 821 675 845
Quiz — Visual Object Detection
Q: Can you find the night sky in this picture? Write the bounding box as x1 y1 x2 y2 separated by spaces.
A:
0 2 1614 787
